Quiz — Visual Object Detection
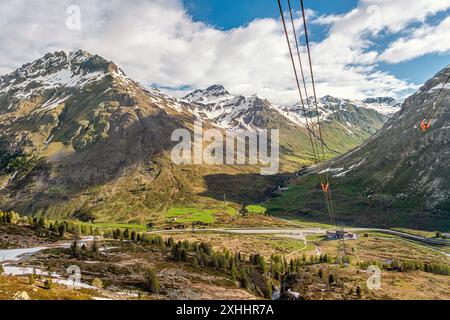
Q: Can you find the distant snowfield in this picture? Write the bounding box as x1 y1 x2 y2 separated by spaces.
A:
359 102 401 115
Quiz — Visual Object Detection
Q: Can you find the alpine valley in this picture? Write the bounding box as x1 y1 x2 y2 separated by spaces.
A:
0 51 395 224
0 52 449 302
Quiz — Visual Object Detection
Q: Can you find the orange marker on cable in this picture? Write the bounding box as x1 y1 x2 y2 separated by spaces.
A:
420 119 431 132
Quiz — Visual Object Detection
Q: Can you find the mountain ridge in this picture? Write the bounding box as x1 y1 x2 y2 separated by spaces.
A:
0 50 398 223
182 84 399 130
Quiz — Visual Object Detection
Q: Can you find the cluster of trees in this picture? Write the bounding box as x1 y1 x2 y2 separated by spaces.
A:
118 234 351 299
0 138 39 177
269 253 337 281
1 210 110 239
0 210 20 224
108 228 140 241
357 259 450 276
115 234 272 298
69 238 100 260
278 265 341 300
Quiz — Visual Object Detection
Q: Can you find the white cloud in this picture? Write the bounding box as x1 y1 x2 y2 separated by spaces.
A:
0 0 448 105
379 16 450 63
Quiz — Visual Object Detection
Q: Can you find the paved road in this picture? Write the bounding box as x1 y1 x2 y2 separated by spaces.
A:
148 227 325 240
348 228 450 246
148 226 450 257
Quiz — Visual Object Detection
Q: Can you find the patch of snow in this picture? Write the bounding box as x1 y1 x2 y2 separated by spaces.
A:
45 135 54 145
35 96 70 113
0 170 18 191
428 82 450 93
334 169 351 177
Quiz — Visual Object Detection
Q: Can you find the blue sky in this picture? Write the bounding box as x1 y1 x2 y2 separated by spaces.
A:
184 0 450 86
184 0 359 29
0 0 449 104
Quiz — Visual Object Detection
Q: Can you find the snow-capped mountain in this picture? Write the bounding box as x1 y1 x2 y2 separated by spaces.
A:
0 50 393 221
183 85 233 104
281 95 399 123
182 85 286 130
182 85 389 138
361 96 401 115
0 50 189 117
0 51 109 106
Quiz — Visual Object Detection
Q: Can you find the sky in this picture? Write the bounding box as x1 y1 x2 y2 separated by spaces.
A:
0 0 449 105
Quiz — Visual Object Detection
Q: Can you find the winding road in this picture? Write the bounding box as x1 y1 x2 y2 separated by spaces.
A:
147 226 450 257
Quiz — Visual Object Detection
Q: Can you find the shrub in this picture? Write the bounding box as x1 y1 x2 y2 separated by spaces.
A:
44 277 53 290
92 278 103 290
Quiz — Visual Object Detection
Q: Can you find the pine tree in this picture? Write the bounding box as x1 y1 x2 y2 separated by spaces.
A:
5 212 12 224
113 229 122 240
193 257 199 269
230 265 237 281
29 273 35 285
92 239 98 253
318 269 324 279
70 239 79 256
123 228 130 239
328 274 335 285
181 249 187 262
356 286 362 298
58 223 66 237
238 267 249 289
145 269 160 293
264 279 273 299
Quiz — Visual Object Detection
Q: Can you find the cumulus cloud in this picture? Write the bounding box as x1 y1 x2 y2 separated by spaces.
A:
0 0 448 104
310 0 450 98
379 16 450 63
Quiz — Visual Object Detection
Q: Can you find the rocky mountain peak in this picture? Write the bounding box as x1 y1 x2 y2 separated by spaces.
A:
183 84 232 104
416 64 450 94
0 51 127 106
320 95 342 104
0 50 102 83
363 96 396 105
204 84 230 96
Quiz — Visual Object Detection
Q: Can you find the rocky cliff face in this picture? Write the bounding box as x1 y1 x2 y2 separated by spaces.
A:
313 65 450 228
